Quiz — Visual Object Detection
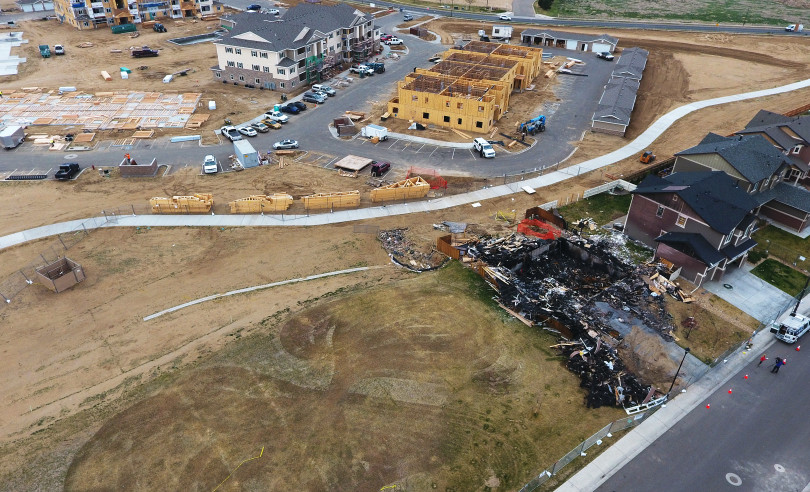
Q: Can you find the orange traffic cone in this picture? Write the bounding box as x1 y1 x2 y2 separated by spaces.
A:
796 345 801 351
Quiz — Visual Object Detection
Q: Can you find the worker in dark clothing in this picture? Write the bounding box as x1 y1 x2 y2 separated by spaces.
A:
771 356 785 373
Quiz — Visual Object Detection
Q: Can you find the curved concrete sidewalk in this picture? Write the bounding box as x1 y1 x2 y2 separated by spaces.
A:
2 77 810 251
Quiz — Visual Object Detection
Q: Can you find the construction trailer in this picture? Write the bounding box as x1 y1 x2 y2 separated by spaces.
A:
387 41 543 133
0 126 25 149
302 190 360 210
150 193 213 214
370 176 430 202
234 140 259 168
35 257 85 293
229 194 294 213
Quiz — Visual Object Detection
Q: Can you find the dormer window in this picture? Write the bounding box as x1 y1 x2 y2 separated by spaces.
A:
792 144 803 154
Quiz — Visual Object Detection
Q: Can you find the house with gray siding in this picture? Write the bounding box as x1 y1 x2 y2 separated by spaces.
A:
591 47 647 136
520 29 618 53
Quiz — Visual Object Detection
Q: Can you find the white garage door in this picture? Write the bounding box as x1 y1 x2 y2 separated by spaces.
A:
592 43 612 53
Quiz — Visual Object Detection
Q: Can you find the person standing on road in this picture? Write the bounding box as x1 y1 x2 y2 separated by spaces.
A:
771 356 785 373
758 353 768 367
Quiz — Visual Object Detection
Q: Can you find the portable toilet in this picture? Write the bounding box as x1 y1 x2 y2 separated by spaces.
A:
233 140 259 168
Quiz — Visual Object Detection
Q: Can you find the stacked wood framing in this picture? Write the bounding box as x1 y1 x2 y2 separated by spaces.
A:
301 191 360 210
370 176 430 202
150 194 213 214
229 194 294 213
387 41 543 133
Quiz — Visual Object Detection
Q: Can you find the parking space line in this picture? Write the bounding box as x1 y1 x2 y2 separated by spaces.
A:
386 140 398 149
429 147 439 158
451 149 456 159
413 144 425 153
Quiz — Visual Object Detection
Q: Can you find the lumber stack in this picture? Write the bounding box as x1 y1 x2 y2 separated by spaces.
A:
370 176 430 202
150 193 213 214
302 190 360 210
229 194 293 213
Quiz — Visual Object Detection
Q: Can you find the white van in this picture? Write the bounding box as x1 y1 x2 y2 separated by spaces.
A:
473 138 495 158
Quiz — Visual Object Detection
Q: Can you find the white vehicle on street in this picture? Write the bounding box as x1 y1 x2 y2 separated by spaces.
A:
473 137 496 158
266 7 280 15
238 126 257 137
202 155 219 174
272 139 299 150
498 14 512 21
220 125 242 141
262 111 289 123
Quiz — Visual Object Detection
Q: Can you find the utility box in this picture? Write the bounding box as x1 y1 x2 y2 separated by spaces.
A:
361 124 389 140
234 140 259 168
0 125 25 149
492 25 513 39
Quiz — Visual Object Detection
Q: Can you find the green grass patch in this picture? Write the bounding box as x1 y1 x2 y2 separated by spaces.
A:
751 259 809 296
558 193 631 231
751 225 810 272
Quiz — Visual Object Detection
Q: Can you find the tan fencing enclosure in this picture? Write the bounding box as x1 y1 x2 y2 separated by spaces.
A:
149 193 213 214
370 177 430 202
35 257 86 293
229 194 294 213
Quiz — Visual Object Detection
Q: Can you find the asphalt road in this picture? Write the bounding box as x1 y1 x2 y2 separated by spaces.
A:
598 332 810 492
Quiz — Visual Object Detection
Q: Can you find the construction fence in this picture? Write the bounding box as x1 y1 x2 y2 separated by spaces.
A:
518 405 662 492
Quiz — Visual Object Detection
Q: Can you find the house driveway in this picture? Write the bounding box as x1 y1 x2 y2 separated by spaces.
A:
702 265 794 324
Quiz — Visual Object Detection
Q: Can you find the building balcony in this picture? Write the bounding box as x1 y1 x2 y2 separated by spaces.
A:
90 1 102 7
71 1 85 8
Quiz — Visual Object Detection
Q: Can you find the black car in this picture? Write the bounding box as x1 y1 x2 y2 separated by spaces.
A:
370 161 390 177
291 101 307 111
246 3 261 11
281 104 300 114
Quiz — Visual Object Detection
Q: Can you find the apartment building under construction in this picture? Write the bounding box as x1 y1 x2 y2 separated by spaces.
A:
53 0 220 30
387 41 543 134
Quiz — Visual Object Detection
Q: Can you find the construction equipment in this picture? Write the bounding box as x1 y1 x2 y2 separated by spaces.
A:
519 115 546 135
38 44 51 58
770 279 810 343
640 150 656 164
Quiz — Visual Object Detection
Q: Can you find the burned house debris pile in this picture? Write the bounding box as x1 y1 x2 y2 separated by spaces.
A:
468 234 678 409
378 228 448 272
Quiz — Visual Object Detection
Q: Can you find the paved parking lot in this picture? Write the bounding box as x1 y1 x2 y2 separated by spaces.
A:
354 134 481 160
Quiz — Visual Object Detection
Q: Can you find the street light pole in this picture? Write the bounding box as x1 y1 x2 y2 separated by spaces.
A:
667 347 690 395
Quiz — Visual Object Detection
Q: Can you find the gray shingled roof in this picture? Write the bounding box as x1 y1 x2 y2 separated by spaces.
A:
655 232 726 266
215 4 371 52
519 28 618 46
612 47 648 80
634 171 759 234
738 109 810 153
754 182 810 213
676 134 788 184
592 76 640 127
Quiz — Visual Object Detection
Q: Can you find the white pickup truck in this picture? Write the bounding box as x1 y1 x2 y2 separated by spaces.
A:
202 154 219 174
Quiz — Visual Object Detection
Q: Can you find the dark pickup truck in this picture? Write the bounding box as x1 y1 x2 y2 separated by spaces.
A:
131 46 159 58
55 162 80 180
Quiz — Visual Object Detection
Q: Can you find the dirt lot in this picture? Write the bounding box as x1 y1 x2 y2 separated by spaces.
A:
2 18 810 491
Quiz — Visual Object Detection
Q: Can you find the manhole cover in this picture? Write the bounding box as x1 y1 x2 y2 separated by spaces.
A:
64 153 78 159
723 283 734 289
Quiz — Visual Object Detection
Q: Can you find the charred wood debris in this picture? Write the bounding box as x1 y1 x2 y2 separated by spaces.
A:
378 228 448 272
467 233 681 409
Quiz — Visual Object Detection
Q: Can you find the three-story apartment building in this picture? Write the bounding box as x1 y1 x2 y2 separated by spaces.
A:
212 4 379 92
54 0 220 30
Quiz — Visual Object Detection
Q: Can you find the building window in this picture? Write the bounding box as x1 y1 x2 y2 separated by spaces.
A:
235 48 241 55
225 47 233 53
291 81 296 87
260 52 268 58
457 118 462 125
290 66 295 73
255 78 260 84
424 97 429 103
239 75 244 81
676 215 687 228
476 121 483 128
793 145 802 154
478 106 484 112
229 74 234 80
237 62 243 69
446 101 450 108
656 205 664 218
277 68 285 75
226 61 235 67
423 112 430 119
252 64 260 71
457 102 463 109
215 71 221 78
251 50 257 57
412 95 418 102
725 231 733 244
105 7 111 12
443 116 450 123
297 47 305 55
280 82 285 88
263 66 270 73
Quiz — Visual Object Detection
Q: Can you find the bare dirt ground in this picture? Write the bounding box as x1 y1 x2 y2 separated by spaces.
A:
2 19 810 491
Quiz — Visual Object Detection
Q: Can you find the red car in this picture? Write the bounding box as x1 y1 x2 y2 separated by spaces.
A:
380 34 393 42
